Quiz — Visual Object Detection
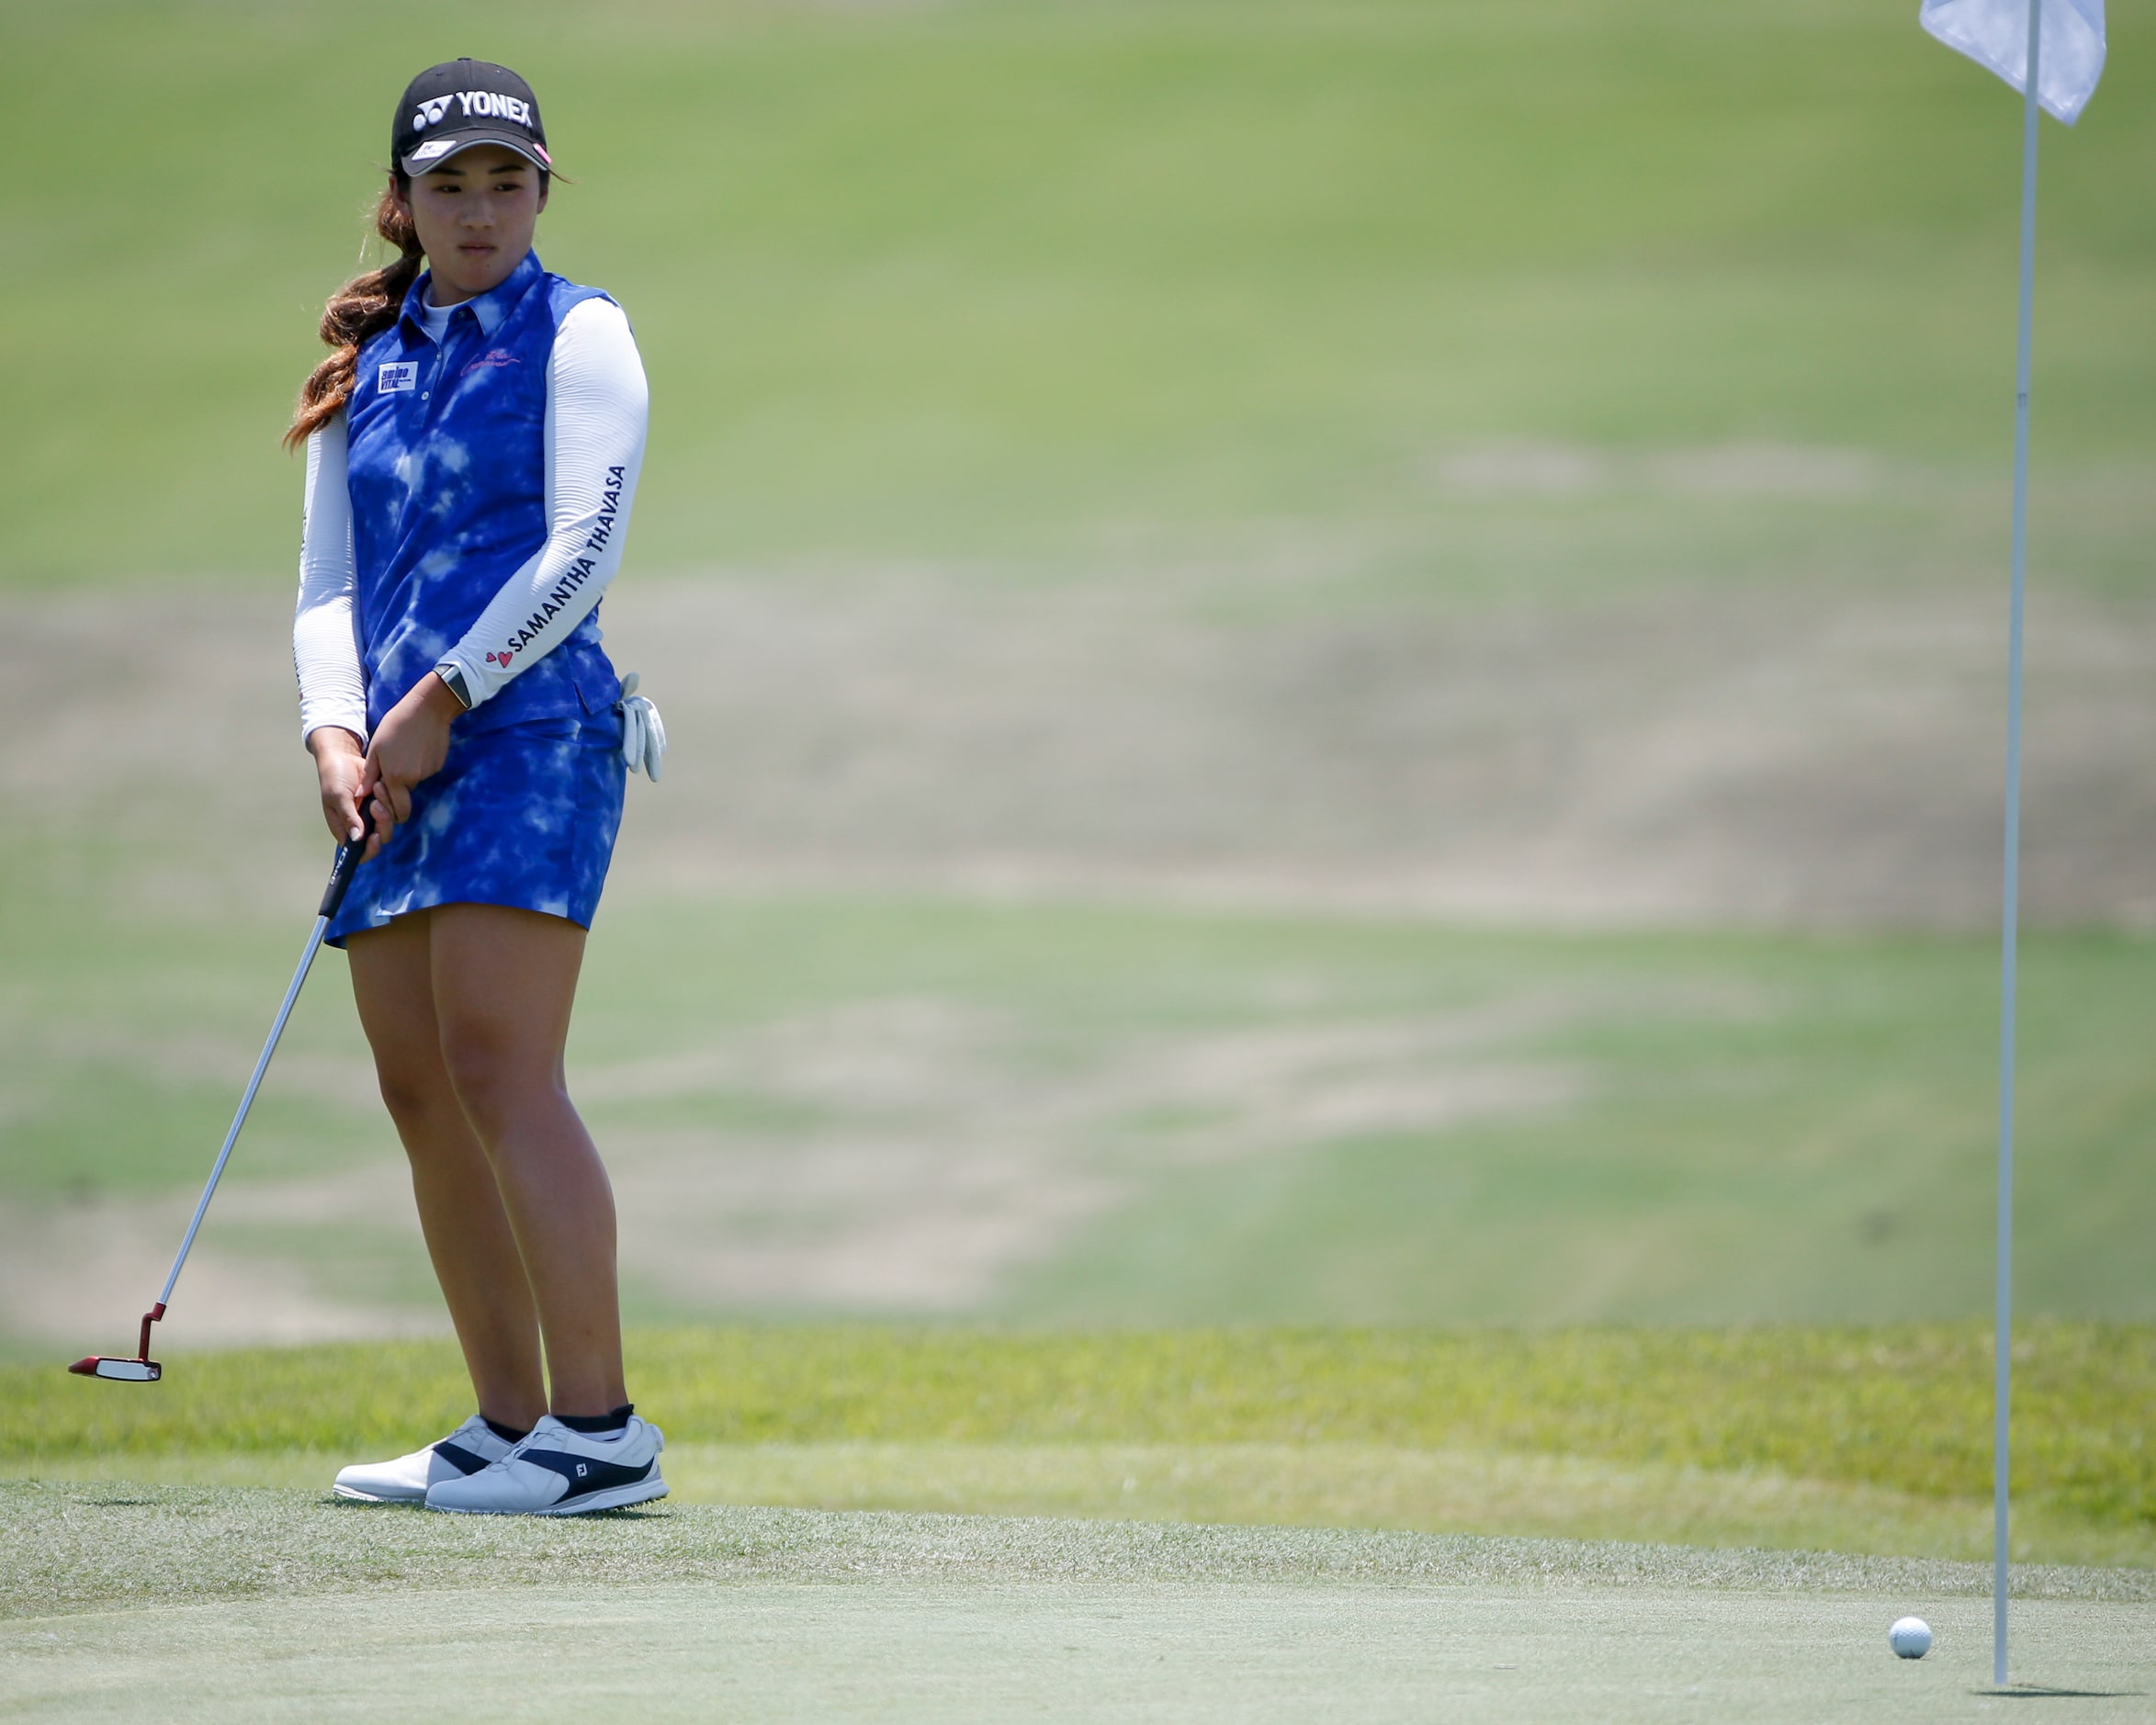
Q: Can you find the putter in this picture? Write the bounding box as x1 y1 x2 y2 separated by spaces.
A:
70 811 375 1383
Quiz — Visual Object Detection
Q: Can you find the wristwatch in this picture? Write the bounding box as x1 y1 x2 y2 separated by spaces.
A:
435 663 473 710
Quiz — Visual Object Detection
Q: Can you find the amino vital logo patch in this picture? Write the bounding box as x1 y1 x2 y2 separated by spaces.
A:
377 360 419 395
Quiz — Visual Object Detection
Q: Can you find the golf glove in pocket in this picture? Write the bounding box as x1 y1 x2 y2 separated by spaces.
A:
616 672 667 782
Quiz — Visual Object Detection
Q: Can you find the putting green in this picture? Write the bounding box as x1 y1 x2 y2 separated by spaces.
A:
13 1584 2154 1724
17 1441 2155 1573
2 1484 2150 1721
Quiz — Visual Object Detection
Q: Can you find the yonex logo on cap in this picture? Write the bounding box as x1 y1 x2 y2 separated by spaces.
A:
458 90 535 125
413 91 537 131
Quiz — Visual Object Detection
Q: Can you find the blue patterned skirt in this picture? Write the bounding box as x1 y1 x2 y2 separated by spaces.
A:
326 708 626 947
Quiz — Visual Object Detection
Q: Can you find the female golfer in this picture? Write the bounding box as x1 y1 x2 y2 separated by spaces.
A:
288 60 664 1514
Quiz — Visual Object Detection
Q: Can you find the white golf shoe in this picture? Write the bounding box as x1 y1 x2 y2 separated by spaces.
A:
333 1415 519 1504
424 1413 667 1516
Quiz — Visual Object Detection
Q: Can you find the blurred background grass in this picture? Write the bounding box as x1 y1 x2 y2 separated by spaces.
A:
7 885 2153 1330
3 0 2152 586
2 0 2152 1565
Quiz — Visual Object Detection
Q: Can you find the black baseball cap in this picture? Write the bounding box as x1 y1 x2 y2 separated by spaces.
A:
392 59 551 177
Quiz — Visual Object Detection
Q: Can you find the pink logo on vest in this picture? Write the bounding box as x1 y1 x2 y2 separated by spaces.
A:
463 349 523 377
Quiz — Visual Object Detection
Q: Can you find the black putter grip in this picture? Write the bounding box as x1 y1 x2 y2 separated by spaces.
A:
317 807 377 920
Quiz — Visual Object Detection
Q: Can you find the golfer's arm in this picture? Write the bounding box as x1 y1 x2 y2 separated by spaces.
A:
292 415 370 749
434 299 649 711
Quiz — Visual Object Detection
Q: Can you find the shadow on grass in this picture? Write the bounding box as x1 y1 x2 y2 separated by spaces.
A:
319 1494 672 1522
1978 1686 2149 1700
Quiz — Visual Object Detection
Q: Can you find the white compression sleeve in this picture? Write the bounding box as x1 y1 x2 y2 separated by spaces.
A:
292 416 369 747
435 297 650 708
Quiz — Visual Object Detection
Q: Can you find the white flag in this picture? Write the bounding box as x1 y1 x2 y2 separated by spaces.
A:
1921 0 2106 124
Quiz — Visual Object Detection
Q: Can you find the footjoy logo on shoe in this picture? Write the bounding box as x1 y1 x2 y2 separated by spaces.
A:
576 1464 588 1478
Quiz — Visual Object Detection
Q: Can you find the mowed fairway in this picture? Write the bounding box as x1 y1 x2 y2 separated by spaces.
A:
3 0 2152 1346
6 880 2156 1347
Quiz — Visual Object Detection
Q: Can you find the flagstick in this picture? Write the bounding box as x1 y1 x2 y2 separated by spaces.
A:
1993 0 2044 1692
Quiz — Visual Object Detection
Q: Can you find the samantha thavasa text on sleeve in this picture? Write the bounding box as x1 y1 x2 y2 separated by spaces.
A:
291 297 650 744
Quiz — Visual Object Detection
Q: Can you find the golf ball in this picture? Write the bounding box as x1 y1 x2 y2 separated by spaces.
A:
1889 1617 1933 1660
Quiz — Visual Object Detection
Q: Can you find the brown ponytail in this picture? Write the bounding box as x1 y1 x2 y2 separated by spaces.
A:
284 180 423 451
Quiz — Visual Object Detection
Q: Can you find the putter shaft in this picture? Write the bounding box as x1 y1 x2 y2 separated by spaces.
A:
73 820 372 1379
156 916 333 1307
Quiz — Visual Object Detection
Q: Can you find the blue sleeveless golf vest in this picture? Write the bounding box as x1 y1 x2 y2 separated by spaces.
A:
345 251 622 737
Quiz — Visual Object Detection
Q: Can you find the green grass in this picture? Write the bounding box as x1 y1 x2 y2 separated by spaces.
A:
624 909 2156 1327
0 839 390 1201
40 1441 2139 1567
8 876 2154 1327
6 1325 2152 1565
2 0 2151 586
6 1492 2151 1724
6 1 2152 1340
994 921 2156 1325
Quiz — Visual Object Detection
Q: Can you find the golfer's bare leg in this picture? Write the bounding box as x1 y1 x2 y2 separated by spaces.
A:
347 913 547 1431
427 903 627 1421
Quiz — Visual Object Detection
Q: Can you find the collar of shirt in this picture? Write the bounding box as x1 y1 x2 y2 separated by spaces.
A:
399 250 543 345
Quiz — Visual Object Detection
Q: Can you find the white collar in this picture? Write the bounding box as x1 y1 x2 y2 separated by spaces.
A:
418 285 510 342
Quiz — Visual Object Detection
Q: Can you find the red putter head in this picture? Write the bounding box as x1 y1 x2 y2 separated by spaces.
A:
69 1356 162 1381
68 1303 165 1382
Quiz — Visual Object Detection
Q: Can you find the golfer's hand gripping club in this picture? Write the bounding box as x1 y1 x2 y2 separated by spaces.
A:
320 805 377 920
